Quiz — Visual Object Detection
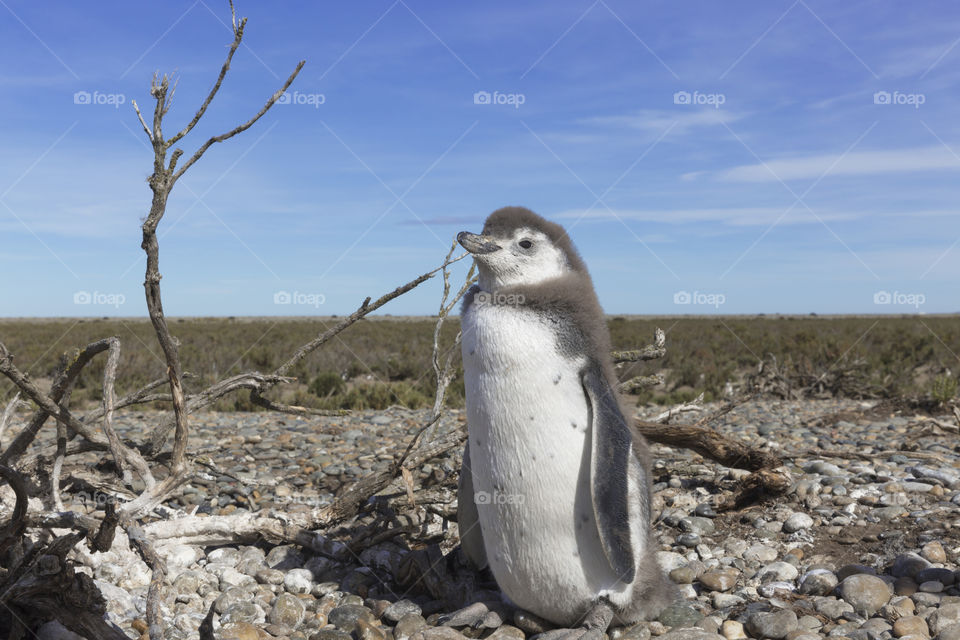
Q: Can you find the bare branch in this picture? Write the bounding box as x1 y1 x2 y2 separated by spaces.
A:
0 391 22 448
612 327 666 364
0 342 108 449
0 342 155 485
653 392 704 424
146 372 294 455
276 251 470 377
248 389 348 417
52 417 66 511
166 12 247 148
618 373 664 394
635 417 781 471
0 338 113 465
0 464 27 556
100 338 141 488
132 99 153 141
125 520 167 636
170 59 305 184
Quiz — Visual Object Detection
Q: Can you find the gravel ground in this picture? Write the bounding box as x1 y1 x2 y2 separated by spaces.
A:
26 397 960 640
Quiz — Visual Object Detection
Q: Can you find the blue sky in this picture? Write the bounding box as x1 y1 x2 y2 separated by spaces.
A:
1 0 958 317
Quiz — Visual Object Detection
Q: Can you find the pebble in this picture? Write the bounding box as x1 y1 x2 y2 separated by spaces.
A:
394 613 429 640
940 625 960 640
892 554 933 579
60 401 960 640
268 593 306 628
384 599 423 622
284 568 314 594
929 603 960 635
745 610 799 640
218 622 261 640
799 569 839 595
722 620 747 640
838 574 892 616
892 616 929 637
700 569 739 592
921 541 947 564
759 562 800 583
783 513 814 533
327 604 376 632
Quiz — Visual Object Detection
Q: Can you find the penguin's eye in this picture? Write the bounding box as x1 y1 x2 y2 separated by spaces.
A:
518 239 533 249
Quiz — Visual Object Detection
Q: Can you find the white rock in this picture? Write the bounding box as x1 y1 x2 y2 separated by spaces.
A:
783 512 815 533
159 543 203 568
283 568 314 594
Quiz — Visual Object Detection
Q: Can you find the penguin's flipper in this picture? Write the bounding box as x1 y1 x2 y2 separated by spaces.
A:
457 441 489 570
582 365 636 583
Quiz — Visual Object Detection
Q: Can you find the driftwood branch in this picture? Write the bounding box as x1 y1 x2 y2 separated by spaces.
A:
0 338 113 465
0 391 22 448
652 392 704 423
612 327 666 364
636 418 781 471
636 395 778 471
618 373 664 394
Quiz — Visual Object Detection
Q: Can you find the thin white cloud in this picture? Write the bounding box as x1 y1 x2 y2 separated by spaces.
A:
556 207 861 226
583 108 746 134
699 146 960 183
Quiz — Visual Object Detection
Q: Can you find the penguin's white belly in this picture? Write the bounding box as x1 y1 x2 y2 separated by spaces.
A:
462 303 630 624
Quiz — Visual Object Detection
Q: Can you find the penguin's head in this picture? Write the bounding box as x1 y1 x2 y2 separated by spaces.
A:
457 206 587 290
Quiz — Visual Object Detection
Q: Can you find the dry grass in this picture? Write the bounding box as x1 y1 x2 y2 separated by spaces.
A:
1 314 957 411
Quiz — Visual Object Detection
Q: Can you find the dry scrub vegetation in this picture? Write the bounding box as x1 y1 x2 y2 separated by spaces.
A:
2 315 958 413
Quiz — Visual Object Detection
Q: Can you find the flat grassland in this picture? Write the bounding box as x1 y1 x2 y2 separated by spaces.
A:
1 315 957 411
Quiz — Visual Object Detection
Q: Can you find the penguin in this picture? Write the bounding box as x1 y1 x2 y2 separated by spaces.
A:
451 206 676 637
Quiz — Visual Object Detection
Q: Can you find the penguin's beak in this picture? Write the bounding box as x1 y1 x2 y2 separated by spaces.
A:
457 231 501 255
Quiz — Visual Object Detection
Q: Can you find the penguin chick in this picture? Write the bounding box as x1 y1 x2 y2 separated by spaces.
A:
453 206 677 634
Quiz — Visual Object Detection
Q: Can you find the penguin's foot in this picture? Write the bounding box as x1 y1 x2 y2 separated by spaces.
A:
438 601 509 629
530 600 615 640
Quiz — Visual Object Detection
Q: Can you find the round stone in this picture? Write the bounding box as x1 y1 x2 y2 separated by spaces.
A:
929 603 960 635
921 541 947 564
268 593 306 629
284 568 314 594
799 569 838 595
892 616 929 638
393 613 428 640
939 624 960 640
699 569 739 592
383 599 422 623
722 620 747 640
891 554 932 579
758 561 800 582
671 566 698 584
327 605 376 633
837 574 892 616
745 609 799 640
783 513 814 533
218 622 260 640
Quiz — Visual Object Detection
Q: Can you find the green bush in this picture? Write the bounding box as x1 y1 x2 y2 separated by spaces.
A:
309 371 345 397
931 374 958 405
